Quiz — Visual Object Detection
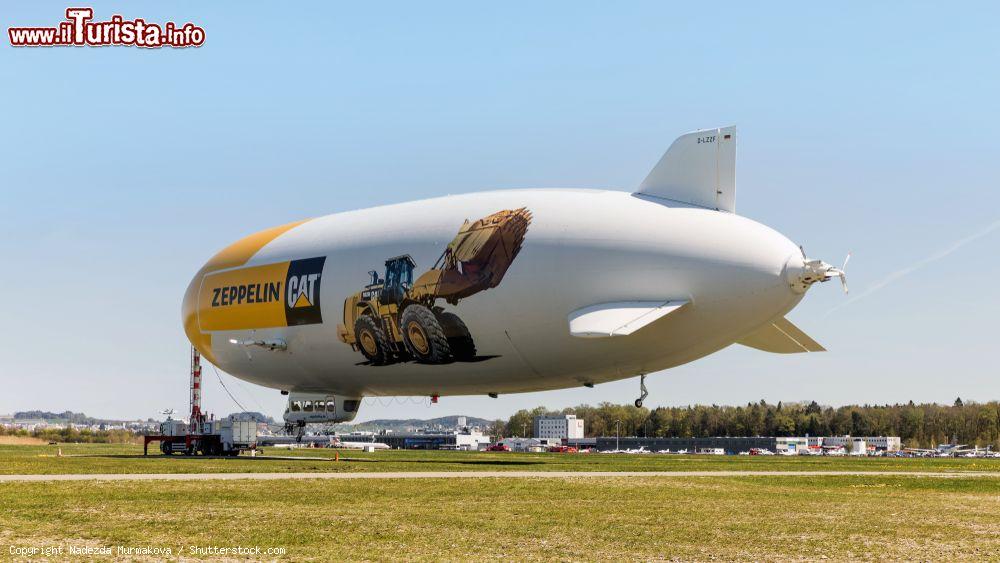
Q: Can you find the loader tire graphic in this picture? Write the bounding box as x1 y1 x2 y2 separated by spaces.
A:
355 315 391 365
438 311 476 361
401 304 452 363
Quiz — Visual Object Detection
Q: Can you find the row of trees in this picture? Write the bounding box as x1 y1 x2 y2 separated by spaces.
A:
0 425 138 444
492 399 1000 449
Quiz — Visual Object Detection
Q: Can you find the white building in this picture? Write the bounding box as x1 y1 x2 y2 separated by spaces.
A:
455 429 492 451
820 436 901 452
775 437 809 454
533 415 585 440
863 436 902 451
501 437 560 452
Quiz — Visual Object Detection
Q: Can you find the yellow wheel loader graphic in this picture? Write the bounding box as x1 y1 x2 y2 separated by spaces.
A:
337 208 532 365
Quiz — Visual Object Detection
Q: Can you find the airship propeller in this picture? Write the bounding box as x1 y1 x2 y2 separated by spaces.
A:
795 248 851 294
834 253 851 293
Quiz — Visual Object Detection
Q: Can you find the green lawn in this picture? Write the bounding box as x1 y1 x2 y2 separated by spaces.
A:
2 443 1000 475
2 474 999 560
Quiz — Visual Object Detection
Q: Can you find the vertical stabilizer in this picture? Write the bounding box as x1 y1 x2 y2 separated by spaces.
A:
636 126 736 212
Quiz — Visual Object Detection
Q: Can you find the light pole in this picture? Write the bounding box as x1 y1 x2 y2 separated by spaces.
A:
522 422 528 438
615 420 622 451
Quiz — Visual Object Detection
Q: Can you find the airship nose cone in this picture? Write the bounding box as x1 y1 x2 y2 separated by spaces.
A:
181 219 312 365
182 265 212 360
782 253 809 294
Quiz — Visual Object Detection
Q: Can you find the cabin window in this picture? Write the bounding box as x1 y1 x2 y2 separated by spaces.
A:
291 401 302 412
314 401 326 411
343 399 359 412
326 401 335 412
303 401 313 412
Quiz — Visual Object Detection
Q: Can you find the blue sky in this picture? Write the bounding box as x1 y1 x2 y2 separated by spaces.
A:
1 2 998 421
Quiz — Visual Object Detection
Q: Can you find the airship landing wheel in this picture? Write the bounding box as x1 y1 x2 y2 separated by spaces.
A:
635 374 648 409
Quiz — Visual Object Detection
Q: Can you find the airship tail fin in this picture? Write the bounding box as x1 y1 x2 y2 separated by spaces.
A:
636 126 736 213
737 317 825 353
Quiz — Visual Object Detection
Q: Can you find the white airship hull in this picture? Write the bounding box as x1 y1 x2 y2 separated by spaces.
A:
184 188 804 398
184 127 843 426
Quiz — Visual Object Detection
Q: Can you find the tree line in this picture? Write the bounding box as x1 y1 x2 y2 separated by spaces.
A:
0 425 138 444
491 398 1000 448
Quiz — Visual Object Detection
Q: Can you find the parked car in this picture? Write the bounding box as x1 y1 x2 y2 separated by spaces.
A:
485 443 511 452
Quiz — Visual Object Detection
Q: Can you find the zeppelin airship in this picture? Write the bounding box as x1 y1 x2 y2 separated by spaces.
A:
182 127 846 426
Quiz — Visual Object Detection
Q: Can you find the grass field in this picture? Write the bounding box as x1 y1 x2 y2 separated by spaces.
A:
3 443 1000 475
3 444 1000 560
2 473 1000 560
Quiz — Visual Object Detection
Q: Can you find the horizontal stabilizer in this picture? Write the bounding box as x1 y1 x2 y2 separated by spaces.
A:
738 317 825 354
637 126 736 212
569 300 689 338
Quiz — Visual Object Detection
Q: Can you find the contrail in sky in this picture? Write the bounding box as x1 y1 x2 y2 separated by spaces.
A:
826 218 1000 316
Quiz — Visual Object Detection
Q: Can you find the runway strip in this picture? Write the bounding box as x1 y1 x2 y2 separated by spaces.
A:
2 470 999 482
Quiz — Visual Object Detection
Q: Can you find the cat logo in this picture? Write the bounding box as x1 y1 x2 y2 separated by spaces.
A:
198 256 326 331
290 280 318 308
284 257 325 326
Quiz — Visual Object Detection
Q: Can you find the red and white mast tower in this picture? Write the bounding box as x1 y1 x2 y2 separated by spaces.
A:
189 346 203 432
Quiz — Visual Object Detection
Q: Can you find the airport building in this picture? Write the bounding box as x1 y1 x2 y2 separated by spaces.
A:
368 430 491 451
815 436 902 452
591 436 778 453
864 436 902 451
261 429 492 450
501 437 563 452
533 415 585 440
584 435 901 453
775 437 809 454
